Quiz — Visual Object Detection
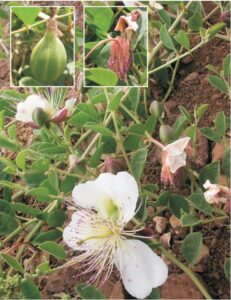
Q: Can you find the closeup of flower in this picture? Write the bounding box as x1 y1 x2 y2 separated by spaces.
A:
161 137 190 185
108 36 133 81
63 172 168 299
203 180 231 204
15 92 76 127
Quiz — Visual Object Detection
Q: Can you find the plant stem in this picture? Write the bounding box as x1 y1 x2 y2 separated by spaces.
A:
148 0 194 66
149 40 206 75
11 12 73 35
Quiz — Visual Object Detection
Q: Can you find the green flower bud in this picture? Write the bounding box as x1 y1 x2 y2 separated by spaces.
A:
149 100 163 118
159 125 174 144
32 107 49 128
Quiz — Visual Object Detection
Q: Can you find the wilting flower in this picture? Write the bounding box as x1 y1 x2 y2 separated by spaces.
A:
15 93 75 127
108 36 133 81
161 137 190 185
114 14 139 33
203 180 231 204
63 172 168 298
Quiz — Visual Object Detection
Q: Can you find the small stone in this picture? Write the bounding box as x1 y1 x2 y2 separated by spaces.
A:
160 273 204 299
153 216 167 233
212 143 225 161
159 232 171 248
169 215 182 234
147 206 155 217
182 55 193 64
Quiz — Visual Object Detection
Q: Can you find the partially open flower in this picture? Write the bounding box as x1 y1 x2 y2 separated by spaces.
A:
63 172 168 298
115 13 139 34
15 93 76 127
108 36 133 81
161 137 190 185
203 180 231 204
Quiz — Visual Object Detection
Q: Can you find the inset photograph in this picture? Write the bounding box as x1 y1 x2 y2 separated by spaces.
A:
11 6 75 87
84 6 148 87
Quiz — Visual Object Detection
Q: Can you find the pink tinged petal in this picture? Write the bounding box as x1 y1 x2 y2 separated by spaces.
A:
51 108 68 124
95 172 139 223
15 95 45 123
115 239 168 299
166 152 187 173
164 137 191 156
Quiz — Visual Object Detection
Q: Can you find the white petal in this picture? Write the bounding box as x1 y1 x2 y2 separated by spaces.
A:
96 172 139 223
63 211 108 251
203 179 212 189
166 152 187 173
164 137 190 156
64 98 76 116
115 239 168 299
72 181 111 218
15 95 45 123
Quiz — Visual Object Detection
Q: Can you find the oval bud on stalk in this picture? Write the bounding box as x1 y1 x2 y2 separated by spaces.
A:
30 18 67 83
32 107 49 128
149 100 163 118
159 125 174 144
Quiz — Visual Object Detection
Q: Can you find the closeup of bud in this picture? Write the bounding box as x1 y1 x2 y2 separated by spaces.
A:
159 125 174 144
149 100 163 118
32 107 49 128
101 157 127 174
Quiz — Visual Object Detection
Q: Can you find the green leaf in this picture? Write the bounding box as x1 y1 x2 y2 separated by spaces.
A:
196 104 209 120
208 75 228 93
39 241 67 260
89 144 103 168
181 214 201 227
223 54 230 78
28 187 51 203
108 91 124 111
12 203 41 217
48 172 59 194
85 68 118 86
47 210 66 227
131 148 148 180
0 110 4 130
155 191 170 207
200 127 221 142
215 111 226 135
21 278 41 299
199 161 220 186
19 77 41 86
0 200 17 234
60 175 76 193
159 24 175 50
207 22 226 39
179 106 192 123
182 232 202 265
84 122 114 136
1 253 23 272
76 283 106 299
185 125 196 142
169 194 189 218
157 9 171 27
188 192 212 215
16 150 27 171
31 158 50 173
174 30 190 49
12 7 41 25
224 258 231 281
0 134 21 152
222 147 230 178
33 229 62 245
86 7 114 33
188 12 203 31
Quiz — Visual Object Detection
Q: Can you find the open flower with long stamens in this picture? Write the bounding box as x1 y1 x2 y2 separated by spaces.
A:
63 172 168 299
15 89 76 127
161 137 190 185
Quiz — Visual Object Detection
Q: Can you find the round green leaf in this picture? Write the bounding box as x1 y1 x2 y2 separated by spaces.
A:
182 232 202 265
